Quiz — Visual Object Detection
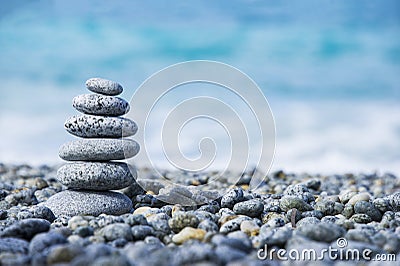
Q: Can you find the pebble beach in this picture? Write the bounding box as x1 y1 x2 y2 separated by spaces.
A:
0 163 399 265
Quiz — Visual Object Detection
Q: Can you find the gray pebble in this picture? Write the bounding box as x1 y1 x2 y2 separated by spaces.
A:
57 162 137 190
101 223 133 241
280 196 313 212
212 234 252 253
0 237 29 254
221 188 245 209
86 77 123 96
266 217 286 228
172 243 218 265
64 114 137 138
315 200 344 216
59 138 139 161
46 243 84 264
73 93 129 116
233 199 264 218
29 231 67 255
32 205 56 222
0 218 50 240
345 228 372 243
131 225 154 240
259 226 293 247
198 219 219 232
121 213 148 226
44 190 132 217
284 184 314 202
297 222 345 242
354 201 382 222
75 226 94 237
215 244 247 264
373 198 390 212
296 216 321 227
301 210 323 219
219 216 251 234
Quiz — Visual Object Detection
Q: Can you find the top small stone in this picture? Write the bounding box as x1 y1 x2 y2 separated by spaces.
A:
85 78 123 96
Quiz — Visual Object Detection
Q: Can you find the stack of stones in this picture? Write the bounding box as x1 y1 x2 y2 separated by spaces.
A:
45 78 139 217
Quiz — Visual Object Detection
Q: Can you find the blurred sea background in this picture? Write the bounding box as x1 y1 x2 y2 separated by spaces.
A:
0 0 399 175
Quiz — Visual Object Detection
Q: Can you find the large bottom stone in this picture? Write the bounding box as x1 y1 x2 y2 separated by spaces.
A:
57 162 137 190
43 190 132 217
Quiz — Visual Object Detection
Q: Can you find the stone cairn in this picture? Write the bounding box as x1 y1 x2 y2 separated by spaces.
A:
45 78 139 217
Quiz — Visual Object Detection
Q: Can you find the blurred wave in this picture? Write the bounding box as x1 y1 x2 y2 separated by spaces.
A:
0 0 399 174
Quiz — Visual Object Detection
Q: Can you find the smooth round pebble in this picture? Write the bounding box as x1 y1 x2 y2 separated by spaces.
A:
59 138 139 161
100 223 133 241
354 201 382 222
57 162 137 190
280 196 313 212
29 231 67 255
168 212 200 233
240 220 260 236
0 218 50 240
348 192 371 205
86 77 123 96
297 223 345 242
44 190 132 217
131 225 155 240
350 213 372 224
172 227 206 244
73 93 129 116
233 199 264 218
0 237 29 254
64 114 137 138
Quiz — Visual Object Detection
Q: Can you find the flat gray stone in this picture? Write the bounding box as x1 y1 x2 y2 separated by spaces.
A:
44 190 133 217
73 94 129 116
64 114 137 138
57 162 137 190
85 77 123 96
0 237 29 254
59 138 139 161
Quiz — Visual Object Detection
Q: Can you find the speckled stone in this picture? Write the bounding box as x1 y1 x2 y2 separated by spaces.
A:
59 138 139 161
387 192 400 211
73 94 129 116
57 162 137 190
219 215 252 234
64 114 137 138
168 212 200 233
354 201 382 222
280 196 313 212
233 199 264 218
350 213 372 224
44 190 132 217
85 78 123 96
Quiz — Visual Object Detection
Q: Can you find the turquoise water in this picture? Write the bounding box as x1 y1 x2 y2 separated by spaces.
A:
0 0 399 174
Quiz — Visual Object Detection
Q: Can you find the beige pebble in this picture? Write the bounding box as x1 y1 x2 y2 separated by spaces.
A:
348 192 371 205
172 227 206 244
339 191 357 204
240 220 260 236
218 215 239 225
133 206 151 215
